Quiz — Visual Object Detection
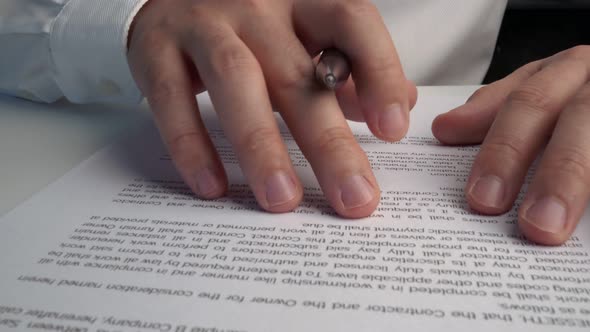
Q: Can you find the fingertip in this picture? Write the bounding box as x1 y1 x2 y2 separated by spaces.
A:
189 166 228 200
465 174 514 215
466 194 513 216
197 187 227 200
333 175 380 219
257 171 303 213
431 111 460 145
431 113 446 142
432 103 492 145
366 103 410 142
262 195 303 214
466 198 512 217
518 196 572 246
339 197 380 219
518 218 571 246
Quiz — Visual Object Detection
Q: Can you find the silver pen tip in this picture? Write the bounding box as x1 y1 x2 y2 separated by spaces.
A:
324 74 337 89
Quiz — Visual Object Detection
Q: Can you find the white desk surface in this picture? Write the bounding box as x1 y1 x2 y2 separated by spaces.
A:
0 86 476 216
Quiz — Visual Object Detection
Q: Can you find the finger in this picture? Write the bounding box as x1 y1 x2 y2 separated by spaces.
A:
294 0 411 141
128 36 227 199
432 61 543 145
518 83 590 245
336 78 418 123
182 16 303 212
408 81 419 110
465 58 589 215
336 78 365 122
287 94 381 218
239 17 379 218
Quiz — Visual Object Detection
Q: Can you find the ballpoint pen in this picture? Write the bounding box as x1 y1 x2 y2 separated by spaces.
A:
315 48 351 90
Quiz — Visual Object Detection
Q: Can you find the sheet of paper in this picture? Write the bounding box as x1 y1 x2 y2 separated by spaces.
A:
1 87 589 332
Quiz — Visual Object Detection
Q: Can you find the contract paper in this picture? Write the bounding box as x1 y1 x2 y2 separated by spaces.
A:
1 88 589 332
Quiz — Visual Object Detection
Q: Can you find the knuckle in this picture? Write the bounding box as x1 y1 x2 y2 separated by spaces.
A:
185 5 226 41
272 59 315 93
362 54 400 79
557 57 587 71
238 127 280 156
519 60 542 77
544 56 588 82
564 45 590 60
570 90 590 111
481 137 526 164
332 0 378 21
315 126 358 157
187 3 214 22
134 29 168 51
166 131 203 157
147 76 183 106
546 147 590 185
209 43 258 75
508 85 554 113
467 86 489 102
239 0 267 13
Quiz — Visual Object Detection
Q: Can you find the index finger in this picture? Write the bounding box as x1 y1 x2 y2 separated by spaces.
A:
294 0 411 141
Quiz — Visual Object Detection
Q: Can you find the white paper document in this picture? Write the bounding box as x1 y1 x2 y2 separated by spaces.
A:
1 88 589 332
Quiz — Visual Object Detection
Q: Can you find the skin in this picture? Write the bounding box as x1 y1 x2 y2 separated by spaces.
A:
127 0 590 246
127 0 417 220
433 46 590 246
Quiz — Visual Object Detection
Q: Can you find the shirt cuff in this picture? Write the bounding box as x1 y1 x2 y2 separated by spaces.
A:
50 0 151 104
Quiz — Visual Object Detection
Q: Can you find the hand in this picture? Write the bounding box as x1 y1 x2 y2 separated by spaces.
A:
127 0 417 217
433 46 590 245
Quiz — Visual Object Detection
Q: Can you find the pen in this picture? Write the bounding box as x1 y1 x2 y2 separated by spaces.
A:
315 48 351 90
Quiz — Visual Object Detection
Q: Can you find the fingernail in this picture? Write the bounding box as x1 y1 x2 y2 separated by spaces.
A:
340 175 374 209
378 104 406 139
469 175 505 208
265 172 297 207
195 168 222 197
524 196 567 234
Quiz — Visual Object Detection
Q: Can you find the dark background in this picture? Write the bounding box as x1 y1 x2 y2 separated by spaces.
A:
483 8 590 84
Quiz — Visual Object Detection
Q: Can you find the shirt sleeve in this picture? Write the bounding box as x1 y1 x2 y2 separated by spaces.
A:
0 0 150 104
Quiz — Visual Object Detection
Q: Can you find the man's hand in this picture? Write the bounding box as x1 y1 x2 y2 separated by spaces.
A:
433 46 590 245
126 0 416 218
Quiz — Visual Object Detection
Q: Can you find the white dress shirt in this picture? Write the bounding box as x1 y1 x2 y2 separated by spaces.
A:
0 0 507 105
